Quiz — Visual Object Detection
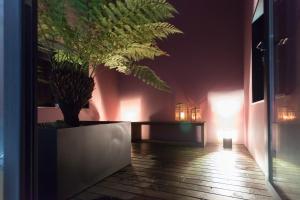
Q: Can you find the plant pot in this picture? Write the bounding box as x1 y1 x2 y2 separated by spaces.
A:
38 122 131 200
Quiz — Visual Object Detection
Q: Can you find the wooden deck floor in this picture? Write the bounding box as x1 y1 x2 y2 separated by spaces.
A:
72 143 273 200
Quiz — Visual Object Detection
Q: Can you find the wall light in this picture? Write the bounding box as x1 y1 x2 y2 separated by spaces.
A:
120 98 142 122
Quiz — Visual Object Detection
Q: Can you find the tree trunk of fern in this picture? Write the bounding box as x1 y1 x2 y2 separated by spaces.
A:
50 62 95 127
58 101 81 127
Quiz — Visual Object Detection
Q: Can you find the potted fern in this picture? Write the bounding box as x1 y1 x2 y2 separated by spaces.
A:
38 1 182 198
38 0 182 127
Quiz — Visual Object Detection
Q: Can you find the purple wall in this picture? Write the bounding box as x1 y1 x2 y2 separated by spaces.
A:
118 0 246 143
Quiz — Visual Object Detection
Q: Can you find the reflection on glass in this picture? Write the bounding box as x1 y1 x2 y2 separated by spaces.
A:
277 107 297 122
272 0 300 199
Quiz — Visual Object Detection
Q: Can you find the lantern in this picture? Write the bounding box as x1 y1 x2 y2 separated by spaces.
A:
190 107 201 121
175 103 188 121
277 107 297 122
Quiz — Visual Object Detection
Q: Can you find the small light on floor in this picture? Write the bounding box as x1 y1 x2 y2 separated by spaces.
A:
218 130 235 149
223 132 233 149
223 138 232 149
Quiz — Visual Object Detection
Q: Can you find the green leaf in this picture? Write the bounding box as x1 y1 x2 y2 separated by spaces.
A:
38 0 182 92
129 65 170 92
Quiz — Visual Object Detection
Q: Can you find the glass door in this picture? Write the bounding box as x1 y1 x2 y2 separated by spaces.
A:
0 0 3 199
271 0 300 199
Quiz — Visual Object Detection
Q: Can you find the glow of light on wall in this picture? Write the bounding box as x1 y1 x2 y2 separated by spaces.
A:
120 98 142 122
208 90 244 142
217 129 237 140
210 92 243 119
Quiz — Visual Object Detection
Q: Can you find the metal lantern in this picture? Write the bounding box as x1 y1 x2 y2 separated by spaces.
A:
190 107 201 121
175 103 188 121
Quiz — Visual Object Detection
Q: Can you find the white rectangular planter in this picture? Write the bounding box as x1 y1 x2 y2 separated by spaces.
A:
38 122 131 200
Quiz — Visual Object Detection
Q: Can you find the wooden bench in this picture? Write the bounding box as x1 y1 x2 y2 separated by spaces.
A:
131 121 206 147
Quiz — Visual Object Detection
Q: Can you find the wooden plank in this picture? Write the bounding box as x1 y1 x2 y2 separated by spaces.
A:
131 159 264 176
96 181 201 200
88 187 153 200
107 172 272 200
130 153 261 166
72 191 102 200
131 157 259 167
131 160 265 179
73 143 272 200
119 167 268 191
129 163 266 183
115 170 271 196
131 156 263 171
130 150 261 164
98 179 247 200
124 165 267 187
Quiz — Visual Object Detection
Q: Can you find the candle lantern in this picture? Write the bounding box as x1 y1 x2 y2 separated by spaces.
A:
277 107 297 122
191 107 201 121
175 103 188 121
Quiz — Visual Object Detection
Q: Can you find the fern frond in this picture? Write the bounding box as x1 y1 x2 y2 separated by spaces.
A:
117 43 168 61
38 0 182 92
126 0 178 19
136 22 183 40
102 54 130 74
128 65 170 92
103 22 182 52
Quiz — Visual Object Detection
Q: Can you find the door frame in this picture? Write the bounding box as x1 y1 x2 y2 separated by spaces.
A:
264 0 282 199
264 0 275 184
3 0 37 200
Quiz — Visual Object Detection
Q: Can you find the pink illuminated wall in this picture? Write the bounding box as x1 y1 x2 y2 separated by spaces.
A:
118 0 246 144
243 0 268 176
92 67 120 121
207 90 244 143
254 0 259 9
38 0 251 145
